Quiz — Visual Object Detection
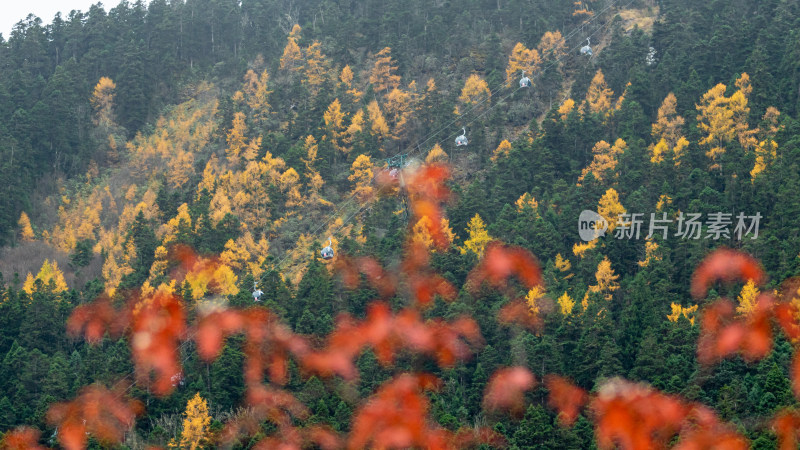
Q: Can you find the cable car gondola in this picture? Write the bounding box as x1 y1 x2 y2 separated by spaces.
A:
519 70 531 88
580 38 593 56
455 128 468 146
321 237 334 260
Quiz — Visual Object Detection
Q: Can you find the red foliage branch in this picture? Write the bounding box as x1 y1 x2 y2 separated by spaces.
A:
690 248 766 298
45 385 143 450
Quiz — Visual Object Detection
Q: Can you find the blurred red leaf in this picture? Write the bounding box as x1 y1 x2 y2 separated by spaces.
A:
348 374 443 449
773 409 800 450
545 375 587 425
483 367 536 416
672 405 748 450
468 242 542 292
592 378 689 450
691 248 765 298
498 299 543 332
1 427 47 450
67 296 126 344
697 296 774 365
130 291 186 396
46 385 142 450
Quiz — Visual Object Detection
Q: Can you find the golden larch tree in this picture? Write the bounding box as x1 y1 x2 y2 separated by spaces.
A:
411 216 455 251
582 256 620 309
696 73 754 167
459 74 491 105
751 106 781 180
341 65 363 101
303 41 330 94
598 188 626 233
537 31 567 62
425 144 448 164
666 303 698 325
240 69 272 126
583 69 614 115
461 214 493 257
558 292 575 316
491 140 512 162
23 260 69 295
279 167 304 209
226 112 248 163
736 279 760 315
505 42 541 87
383 87 413 139
525 285 546 315
650 92 688 165
558 98 575 121
367 100 390 140
369 47 401 94
91 77 117 127
349 154 375 203
280 24 304 72
18 212 34 241
323 99 347 154
578 138 627 184
179 393 212 449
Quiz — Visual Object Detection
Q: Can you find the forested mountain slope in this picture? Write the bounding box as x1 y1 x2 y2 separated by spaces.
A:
2 0 800 447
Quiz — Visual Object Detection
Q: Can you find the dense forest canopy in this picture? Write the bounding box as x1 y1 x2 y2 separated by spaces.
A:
3 0 800 447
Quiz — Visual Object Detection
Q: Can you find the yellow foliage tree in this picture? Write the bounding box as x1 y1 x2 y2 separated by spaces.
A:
491 140 512 162
240 69 272 126
367 100 390 140
340 65 362 101
91 77 117 127
650 93 688 165
18 212 34 241
210 190 233 224
558 292 576 316
526 285 546 315
179 393 212 450
736 280 760 315
425 144 448 164
505 42 541 87
583 69 614 115
696 73 755 167
578 138 627 184
23 259 69 295
280 24 304 72
459 74 491 105
383 87 413 138
537 31 567 62
637 240 662 267
411 216 455 251
226 112 248 163
515 193 539 212
303 41 330 94
279 167 303 208
349 154 375 203
323 99 347 154
582 256 620 309
751 107 781 180
460 214 493 257
369 47 401 93
572 239 597 258
666 303 698 325
598 188 626 233
558 98 575 121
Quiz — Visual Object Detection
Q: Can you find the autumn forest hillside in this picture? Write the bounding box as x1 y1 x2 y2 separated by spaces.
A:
3 0 800 447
